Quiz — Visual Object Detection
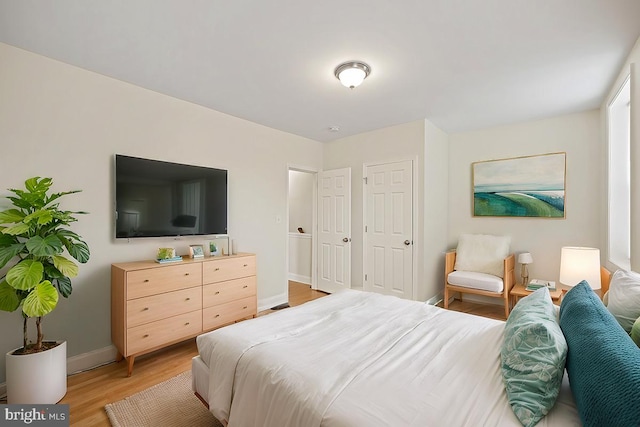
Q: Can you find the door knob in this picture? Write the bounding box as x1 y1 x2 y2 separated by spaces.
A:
404 240 411 245
343 237 351 243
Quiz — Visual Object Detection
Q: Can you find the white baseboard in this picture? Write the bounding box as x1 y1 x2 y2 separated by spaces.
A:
258 292 288 312
0 345 118 400
67 344 119 375
288 273 311 285
426 293 444 305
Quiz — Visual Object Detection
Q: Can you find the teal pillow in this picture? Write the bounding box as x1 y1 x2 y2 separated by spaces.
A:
501 287 567 427
559 281 640 426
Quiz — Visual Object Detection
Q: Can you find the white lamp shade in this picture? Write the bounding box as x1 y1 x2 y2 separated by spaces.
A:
559 246 601 290
337 67 366 88
518 252 533 264
334 61 371 89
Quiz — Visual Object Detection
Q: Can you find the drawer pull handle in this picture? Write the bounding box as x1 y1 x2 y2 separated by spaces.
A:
243 306 248 309
215 314 220 318
243 264 248 267
215 268 220 271
185 273 190 276
243 285 248 289
144 279 149 283
185 322 190 326
143 307 149 311
186 297 190 301
143 334 149 338
215 291 220 295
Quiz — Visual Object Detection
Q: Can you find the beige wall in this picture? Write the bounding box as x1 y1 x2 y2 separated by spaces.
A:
0 42 323 383
423 120 450 300
447 110 602 285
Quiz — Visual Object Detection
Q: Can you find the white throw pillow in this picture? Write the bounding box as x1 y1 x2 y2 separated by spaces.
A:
453 234 510 278
607 269 640 332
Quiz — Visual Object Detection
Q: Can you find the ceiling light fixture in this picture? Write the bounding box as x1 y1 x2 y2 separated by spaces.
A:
334 61 371 89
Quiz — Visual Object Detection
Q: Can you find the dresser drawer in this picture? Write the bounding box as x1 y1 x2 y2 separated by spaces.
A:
126 263 202 300
203 296 256 330
203 276 256 308
126 310 202 355
127 287 202 328
203 256 256 284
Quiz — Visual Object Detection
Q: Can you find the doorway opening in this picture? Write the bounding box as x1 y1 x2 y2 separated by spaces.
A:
287 168 317 290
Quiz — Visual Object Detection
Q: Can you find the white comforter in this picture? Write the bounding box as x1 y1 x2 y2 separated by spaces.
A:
196 289 580 427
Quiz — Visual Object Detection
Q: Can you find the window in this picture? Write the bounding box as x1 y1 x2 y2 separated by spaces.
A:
608 76 631 270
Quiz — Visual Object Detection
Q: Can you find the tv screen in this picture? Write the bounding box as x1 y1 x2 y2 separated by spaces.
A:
115 155 227 238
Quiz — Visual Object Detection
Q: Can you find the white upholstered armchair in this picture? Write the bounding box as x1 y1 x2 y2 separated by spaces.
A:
444 234 515 318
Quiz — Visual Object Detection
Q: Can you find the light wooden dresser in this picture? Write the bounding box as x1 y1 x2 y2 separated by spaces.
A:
111 253 256 376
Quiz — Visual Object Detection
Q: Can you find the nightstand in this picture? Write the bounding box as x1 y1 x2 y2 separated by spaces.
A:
511 283 563 305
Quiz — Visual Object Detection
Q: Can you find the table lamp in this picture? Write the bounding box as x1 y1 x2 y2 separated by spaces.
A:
517 252 533 285
559 246 601 292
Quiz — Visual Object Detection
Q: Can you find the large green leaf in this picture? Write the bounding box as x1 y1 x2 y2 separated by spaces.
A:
0 233 18 246
26 235 63 257
0 209 25 224
6 196 31 210
22 280 58 317
3 223 30 236
24 177 52 195
43 262 64 279
56 276 72 298
56 229 82 242
67 241 90 263
0 280 21 312
6 260 44 290
24 209 53 226
52 255 78 278
0 242 25 270
46 190 81 206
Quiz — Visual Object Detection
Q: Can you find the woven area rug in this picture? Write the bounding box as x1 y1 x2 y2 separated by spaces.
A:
105 371 223 427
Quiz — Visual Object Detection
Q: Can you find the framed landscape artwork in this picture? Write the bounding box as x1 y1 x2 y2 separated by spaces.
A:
472 152 566 218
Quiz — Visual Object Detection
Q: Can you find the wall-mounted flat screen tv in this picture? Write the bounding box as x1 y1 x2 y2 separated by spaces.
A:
115 154 227 238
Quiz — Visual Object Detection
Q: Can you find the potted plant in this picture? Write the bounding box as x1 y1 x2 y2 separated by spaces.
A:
0 177 90 403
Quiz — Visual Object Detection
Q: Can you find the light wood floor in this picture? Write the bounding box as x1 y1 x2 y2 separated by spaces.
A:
440 299 508 321
61 281 327 427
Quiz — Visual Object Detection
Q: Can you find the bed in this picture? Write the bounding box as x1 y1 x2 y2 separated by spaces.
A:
195 291 569 426
193 267 640 427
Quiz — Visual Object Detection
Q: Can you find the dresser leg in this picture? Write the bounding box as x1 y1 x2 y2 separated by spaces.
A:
126 355 136 377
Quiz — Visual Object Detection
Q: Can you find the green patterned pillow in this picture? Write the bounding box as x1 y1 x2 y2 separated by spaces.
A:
632 316 640 347
501 288 568 427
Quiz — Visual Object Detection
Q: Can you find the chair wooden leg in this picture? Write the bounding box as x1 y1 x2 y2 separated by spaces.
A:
504 297 510 319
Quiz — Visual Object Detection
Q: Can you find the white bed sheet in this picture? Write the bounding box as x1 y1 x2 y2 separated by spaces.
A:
196 289 580 427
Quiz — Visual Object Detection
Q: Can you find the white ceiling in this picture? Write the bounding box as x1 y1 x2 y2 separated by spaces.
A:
1 1 639 142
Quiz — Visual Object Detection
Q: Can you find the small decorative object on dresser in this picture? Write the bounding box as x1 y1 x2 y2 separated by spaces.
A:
209 241 219 256
189 244 205 258
156 247 182 263
157 247 176 259
208 235 229 256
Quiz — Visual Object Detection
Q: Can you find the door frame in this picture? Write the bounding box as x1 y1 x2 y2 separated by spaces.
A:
362 157 419 300
286 164 319 291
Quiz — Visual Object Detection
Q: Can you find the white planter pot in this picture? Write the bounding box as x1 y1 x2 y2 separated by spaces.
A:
6 340 67 404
